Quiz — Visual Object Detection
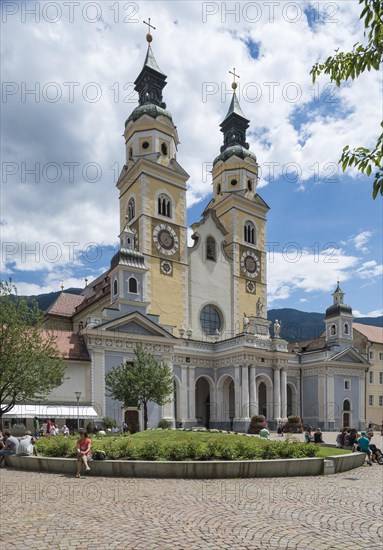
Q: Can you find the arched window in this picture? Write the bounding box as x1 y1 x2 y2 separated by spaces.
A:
244 221 255 244
127 198 135 221
158 194 171 218
206 237 216 262
330 324 337 336
129 147 133 160
128 277 138 294
113 279 118 296
343 399 351 411
344 323 349 335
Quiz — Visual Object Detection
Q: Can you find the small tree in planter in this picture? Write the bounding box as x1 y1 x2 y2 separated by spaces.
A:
283 415 304 433
248 415 267 434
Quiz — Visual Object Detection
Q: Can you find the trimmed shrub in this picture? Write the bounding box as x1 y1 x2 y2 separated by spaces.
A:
36 436 75 458
158 419 173 430
248 415 267 434
137 441 161 461
163 442 189 461
283 416 304 433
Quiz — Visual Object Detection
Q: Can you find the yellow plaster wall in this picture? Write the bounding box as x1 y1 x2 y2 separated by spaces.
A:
147 257 187 329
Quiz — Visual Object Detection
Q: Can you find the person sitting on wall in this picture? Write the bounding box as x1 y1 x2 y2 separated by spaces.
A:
313 428 324 444
17 431 37 456
0 431 20 467
76 431 92 478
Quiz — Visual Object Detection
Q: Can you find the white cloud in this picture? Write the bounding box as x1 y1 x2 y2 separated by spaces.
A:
353 309 383 318
1 1 381 314
355 261 383 280
267 248 359 304
352 231 372 253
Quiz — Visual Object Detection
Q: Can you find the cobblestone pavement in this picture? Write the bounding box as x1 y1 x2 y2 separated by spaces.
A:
1 462 382 550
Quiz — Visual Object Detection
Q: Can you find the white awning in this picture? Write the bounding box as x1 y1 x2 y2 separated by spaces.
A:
2 404 100 419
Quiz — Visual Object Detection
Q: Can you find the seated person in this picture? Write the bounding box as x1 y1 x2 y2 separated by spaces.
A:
76 431 92 478
17 431 37 456
313 428 324 444
259 427 270 439
304 429 313 443
0 431 19 466
357 431 372 465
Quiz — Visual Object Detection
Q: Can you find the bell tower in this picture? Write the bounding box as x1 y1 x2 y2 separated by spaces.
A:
210 69 269 331
324 283 354 349
116 21 189 332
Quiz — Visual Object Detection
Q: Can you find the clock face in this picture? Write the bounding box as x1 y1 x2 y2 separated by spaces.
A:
241 251 260 278
153 224 179 256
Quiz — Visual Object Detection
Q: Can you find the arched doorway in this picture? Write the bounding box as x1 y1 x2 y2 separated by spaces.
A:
342 399 351 427
287 383 298 417
195 377 211 428
258 382 267 417
256 374 273 420
217 375 235 429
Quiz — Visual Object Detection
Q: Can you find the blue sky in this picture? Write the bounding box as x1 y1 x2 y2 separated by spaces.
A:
1 1 382 317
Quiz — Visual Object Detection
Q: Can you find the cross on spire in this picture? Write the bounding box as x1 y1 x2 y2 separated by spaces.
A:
229 67 240 89
143 18 156 42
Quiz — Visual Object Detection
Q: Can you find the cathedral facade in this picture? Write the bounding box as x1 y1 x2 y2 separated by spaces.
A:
29 35 373 433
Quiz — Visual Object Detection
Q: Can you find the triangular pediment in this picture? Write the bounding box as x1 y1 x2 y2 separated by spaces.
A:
329 347 368 365
96 311 176 339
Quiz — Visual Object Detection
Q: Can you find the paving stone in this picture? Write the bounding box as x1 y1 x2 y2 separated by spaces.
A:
0 463 381 549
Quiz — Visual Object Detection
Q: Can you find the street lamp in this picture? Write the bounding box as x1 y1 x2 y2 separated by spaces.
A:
75 391 82 431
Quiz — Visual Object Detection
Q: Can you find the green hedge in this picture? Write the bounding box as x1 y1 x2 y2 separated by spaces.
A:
35 434 318 461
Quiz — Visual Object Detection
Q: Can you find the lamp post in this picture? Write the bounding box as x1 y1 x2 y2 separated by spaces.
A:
75 391 82 431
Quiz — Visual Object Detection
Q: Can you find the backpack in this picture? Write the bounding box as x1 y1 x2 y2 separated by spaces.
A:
93 450 107 461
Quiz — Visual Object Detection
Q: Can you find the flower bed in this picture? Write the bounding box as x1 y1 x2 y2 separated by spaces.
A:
35 432 318 461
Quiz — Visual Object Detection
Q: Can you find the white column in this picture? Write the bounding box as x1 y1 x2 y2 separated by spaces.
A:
180 366 189 422
91 348 105 418
234 366 241 420
359 373 366 427
162 356 175 423
327 373 335 427
188 366 196 423
209 369 218 422
280 368 287 419
273 367 281 420
241 365 250 419
249 366 257 417
296 372 301 418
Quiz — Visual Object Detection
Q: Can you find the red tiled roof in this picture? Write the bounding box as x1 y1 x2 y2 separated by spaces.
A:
287 336 327 353
43 330 90 361
75 273 110 314
45 292 84 318
353 323 383 344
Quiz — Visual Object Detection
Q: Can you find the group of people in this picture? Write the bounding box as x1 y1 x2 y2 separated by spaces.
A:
32 417 70 438
0 430 38 466
0 427 92 478
304 428 324 444
336 427 383 465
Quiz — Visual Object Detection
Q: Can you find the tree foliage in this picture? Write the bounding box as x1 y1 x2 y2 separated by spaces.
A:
0 281 65 421
311 0 383 198
105 343 174 430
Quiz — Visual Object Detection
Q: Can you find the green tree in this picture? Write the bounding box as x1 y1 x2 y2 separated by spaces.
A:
105 343 174 430
310 0 383 198
0 281 65 425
